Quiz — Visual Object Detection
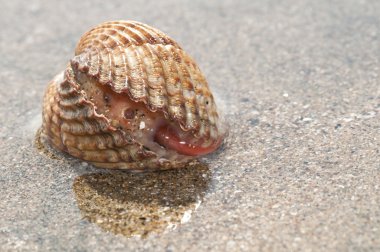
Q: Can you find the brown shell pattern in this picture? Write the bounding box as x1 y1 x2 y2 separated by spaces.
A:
41 20 225 171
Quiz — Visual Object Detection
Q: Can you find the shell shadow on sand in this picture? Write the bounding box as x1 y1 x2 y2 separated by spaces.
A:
72 163 211 238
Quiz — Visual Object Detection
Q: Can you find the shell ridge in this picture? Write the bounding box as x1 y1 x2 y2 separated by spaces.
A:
130 21 180 47
107 46 114 85
124 44 147 100
121 25 145 45
121 27 162 104
133 43 151 101
182 58 213 139
135 44 160 109
110 46 126 91
91 31 126 81
141 43 167 110
159 44 185 122
89 46 101 76
128 22 159 44
176 51 201 131
105 47 114 84
119 46 128 89
97 44 110 84
151 44 178 121
167 46 191 130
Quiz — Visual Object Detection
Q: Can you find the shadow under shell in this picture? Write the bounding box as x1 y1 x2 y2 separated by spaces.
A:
72 163 211 238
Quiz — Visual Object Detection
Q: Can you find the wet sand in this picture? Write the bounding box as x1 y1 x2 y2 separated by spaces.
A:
0 0 379 251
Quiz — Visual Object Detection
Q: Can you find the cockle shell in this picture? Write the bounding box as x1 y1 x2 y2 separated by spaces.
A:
41 20 226 171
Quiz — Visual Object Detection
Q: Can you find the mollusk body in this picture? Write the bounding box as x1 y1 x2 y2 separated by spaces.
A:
41 20 226 171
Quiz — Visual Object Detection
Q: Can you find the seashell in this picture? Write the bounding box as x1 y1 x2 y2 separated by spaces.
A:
41 20 227 171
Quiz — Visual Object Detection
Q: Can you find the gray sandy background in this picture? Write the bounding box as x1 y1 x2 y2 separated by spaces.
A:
0 0 379 251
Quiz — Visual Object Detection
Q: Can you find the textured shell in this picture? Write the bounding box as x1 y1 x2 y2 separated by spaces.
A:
41 20 225 171
42 70 188 171
72 20 219 140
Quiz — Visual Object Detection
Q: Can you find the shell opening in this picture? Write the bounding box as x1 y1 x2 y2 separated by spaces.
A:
154 124 223 156
75 72 219 159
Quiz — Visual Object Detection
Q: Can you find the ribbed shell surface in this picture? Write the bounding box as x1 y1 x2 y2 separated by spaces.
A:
71 20 219 140
42 68 188 171
41 20 225 171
